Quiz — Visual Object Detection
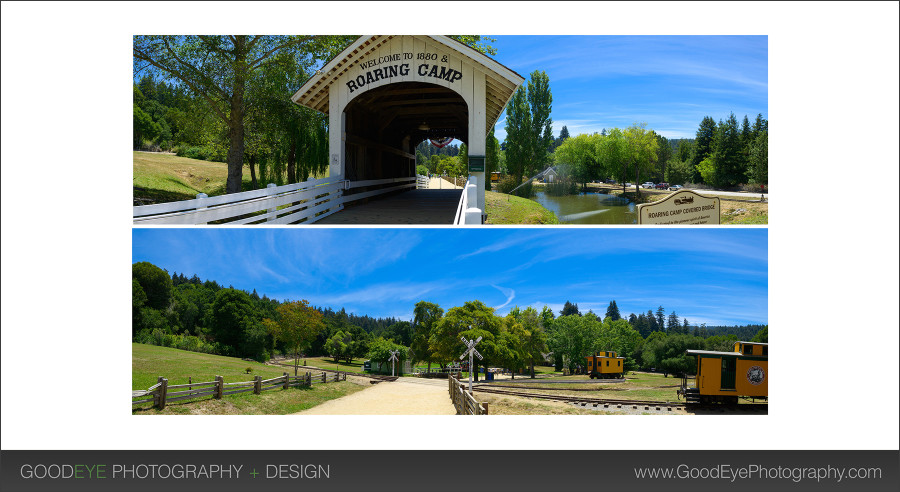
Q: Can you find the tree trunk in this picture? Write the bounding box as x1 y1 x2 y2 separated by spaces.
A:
248 153 258 189
530 362 535 379
225 36 248 194
287 134 297 184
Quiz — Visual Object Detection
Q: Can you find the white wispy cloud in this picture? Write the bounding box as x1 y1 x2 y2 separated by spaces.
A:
491 284 516 310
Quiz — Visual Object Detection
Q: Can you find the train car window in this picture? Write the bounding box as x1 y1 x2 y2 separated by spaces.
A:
763 346 768 356
743 345 753 355
617 360 621 366
606 361 609 367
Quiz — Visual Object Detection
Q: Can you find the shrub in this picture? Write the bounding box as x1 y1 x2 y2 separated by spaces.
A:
497 175 519 194
739 183 767 193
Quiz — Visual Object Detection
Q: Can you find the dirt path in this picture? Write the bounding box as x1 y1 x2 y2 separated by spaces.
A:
427 176 462 189
293 377 456 415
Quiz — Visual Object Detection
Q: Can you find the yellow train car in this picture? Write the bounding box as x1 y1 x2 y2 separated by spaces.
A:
679 341 768 404
585 351 625 379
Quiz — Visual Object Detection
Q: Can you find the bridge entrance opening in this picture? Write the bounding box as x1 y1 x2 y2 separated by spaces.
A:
342 82 468 183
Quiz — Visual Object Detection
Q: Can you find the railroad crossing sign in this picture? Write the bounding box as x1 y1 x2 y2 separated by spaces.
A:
388 350 400 377
459 336 483 392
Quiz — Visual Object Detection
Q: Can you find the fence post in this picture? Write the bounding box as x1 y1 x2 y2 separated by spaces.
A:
195 193 208 225
266 183 277 222
157 377 168 410
188 376 192 391
306 372 311 387
215 375 223 399
322 372 326 383
254 375 261 394
482 402 489 415
283 372 289 390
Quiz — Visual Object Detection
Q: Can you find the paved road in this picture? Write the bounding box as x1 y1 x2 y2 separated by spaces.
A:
293 377 456 415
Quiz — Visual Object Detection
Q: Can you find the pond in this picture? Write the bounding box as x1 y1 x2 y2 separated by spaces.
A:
532 190 637 224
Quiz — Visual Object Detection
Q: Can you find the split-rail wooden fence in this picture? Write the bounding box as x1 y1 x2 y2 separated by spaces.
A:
132 371 346 410
449 375 488 415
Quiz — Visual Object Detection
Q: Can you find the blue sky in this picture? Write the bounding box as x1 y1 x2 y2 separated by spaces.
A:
488 35 768 141
132 228 768 327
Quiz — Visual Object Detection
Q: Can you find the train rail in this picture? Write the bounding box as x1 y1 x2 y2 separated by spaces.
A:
471 385 767 412
266 361 398 382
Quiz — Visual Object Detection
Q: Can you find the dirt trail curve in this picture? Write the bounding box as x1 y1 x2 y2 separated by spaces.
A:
293 377 456 415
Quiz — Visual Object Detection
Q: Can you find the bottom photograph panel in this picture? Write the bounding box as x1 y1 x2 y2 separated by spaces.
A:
131 228 768 415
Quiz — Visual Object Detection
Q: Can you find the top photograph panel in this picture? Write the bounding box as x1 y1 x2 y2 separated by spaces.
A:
132 35 768 226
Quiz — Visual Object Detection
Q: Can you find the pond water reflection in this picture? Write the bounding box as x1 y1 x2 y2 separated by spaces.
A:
532 190 637 224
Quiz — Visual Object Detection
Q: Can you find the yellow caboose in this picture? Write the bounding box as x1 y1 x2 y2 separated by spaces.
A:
585 351 625 379
679 341 768 404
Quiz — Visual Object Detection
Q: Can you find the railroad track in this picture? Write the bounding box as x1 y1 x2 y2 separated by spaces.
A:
472 385 767 412
266 362 398 382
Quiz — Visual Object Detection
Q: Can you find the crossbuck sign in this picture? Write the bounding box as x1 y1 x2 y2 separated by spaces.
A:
459 336 483 393
388 350 400 377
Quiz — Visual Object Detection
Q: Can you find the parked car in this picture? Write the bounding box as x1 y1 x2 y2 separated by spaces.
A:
668 184 683 191
641 182 655 189
605 179 617 184
655 182 669 189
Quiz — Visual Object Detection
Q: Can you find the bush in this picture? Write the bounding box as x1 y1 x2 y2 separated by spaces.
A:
739 183 767 193
497 176 534 197
497 175 519 194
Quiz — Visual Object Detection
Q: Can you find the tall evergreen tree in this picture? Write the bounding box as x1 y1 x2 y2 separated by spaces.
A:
690 116 717 183
560 301 580 317
656 306 666 331
711 113 744 187
605 300 621 321
748 130 768 185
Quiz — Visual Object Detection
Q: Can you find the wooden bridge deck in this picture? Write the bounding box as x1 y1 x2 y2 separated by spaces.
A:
316 189 462 224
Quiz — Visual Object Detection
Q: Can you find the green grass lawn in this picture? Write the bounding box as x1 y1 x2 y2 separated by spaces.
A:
484 190 559 224
133 152 253 204
290 356 368 374
132 344 366 414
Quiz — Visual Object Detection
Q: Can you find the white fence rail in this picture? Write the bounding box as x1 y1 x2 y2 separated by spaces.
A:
453 176 483 225
133 176 416 225
416 174 429 189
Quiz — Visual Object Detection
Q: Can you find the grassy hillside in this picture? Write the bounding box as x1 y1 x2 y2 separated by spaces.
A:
133 152 252 204
132 344 366 415
484 190 559 224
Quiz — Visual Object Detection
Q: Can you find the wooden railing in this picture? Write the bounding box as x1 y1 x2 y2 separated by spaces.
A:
449 375 488 415
132 371 346 410
416 174 429 189
133 175 417 225
453 176 483 225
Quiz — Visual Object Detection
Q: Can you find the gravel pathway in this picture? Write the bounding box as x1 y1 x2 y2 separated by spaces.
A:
293 377 456 415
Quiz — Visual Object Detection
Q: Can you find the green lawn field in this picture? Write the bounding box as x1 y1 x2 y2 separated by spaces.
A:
133 152 252 204
132 344 366 415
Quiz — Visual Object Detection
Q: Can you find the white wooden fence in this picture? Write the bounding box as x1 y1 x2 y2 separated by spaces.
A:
454 176 483 225
133 175 418 225
416 174 429 189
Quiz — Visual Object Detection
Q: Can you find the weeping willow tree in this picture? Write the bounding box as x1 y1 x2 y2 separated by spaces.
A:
244 50 332 188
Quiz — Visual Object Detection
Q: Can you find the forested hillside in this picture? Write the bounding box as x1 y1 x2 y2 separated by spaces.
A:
134 262 766 376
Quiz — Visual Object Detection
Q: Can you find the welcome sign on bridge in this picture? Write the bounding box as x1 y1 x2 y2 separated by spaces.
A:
637 190 721 225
